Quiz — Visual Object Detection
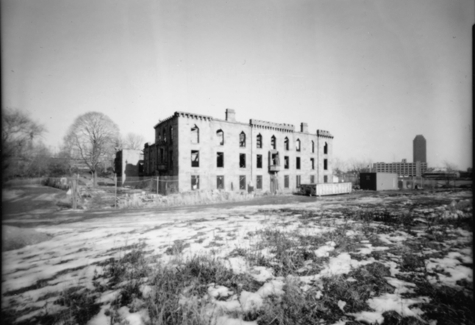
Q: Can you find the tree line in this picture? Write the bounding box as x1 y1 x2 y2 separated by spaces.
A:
2 108 146 185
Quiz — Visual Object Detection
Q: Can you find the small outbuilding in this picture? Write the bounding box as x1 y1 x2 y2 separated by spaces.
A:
360 172 398 191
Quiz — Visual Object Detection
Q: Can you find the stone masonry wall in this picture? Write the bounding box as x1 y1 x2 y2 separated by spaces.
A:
176 112 332 192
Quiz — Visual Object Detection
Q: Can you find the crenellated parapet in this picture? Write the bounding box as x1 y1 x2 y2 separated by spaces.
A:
317 129 334 139
154 111 213 128
175 111 213 121
249 119 295 132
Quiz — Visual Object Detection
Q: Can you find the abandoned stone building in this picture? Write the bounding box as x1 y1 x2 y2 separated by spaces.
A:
114 149 144 180
143 109 333 193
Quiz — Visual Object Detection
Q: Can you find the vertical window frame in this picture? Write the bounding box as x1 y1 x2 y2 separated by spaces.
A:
256 175 262 189
191 150 199 167
239 175 246 190
217 152 224 168
239 153 246 168
256 134 262 148
239 132 246 148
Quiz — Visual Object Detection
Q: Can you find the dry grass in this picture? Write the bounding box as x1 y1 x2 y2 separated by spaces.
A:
2 190 473 325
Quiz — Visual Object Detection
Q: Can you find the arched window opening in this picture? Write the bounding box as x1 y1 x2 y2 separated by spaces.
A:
191 125 199 144
284 137 289 150
271 135 276 150
239 132 246 147
324 142 328 154
296 139 301 152
217 129 224 145
256 134 262 148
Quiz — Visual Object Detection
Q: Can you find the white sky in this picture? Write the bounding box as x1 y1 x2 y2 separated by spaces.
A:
2 0 473 170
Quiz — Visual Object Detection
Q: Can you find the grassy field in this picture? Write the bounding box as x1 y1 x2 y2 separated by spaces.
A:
1 189 472 325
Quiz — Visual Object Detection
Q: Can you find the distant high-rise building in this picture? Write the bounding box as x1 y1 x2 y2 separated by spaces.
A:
413 135 426 163
373 160 427 177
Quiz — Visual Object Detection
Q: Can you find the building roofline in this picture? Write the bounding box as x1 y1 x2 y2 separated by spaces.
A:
152 110 333 137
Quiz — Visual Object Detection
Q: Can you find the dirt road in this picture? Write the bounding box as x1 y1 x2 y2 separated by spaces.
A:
2 184 464 228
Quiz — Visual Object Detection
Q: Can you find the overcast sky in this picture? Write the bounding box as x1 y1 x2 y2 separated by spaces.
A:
2 0 473 170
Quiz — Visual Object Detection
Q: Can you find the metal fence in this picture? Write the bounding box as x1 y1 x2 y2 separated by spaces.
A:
115 176 179 195
400 177 471 190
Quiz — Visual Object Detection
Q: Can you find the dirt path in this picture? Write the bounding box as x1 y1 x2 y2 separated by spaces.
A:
2 184 466 228
2 185 69 216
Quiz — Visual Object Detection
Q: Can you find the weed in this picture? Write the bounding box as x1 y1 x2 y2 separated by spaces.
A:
146 255 260 324
414 281 474 324
105 242 150 285
256 278 327 324
54 287 101 325
165 240 190 255
322 263 393 314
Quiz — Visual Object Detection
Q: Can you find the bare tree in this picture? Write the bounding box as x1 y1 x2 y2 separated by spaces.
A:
332 157 348 174
2 108 46 178
443 161 459 188
347 158 373 173
64 112 120 186
443 161 458 172
121 132 145 150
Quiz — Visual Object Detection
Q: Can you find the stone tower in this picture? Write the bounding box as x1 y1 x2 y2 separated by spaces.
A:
413 135 426 163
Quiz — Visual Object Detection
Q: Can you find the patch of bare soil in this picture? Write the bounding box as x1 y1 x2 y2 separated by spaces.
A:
2 226 53 251
2 185 71 217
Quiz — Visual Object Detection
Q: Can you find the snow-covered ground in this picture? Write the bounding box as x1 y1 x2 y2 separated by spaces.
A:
2 190 473 325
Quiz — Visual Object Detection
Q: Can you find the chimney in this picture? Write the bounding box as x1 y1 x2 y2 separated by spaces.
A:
225 108 236 122
301 123 308 133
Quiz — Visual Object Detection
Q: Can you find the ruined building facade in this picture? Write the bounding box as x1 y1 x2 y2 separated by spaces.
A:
143 109 333 193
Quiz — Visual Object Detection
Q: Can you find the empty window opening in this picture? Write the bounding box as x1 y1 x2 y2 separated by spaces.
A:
217 176 224 190
271 135 276 149
191 125 199 144
296 157 301 170
163 129 166 143
324 175 328 183
312 140 315 153
311 158 315 170
310 175 315 183
256 134 262 148
271 152 280 167
191 175 200 190
191 150 199 167
256 176 262 189
217 130 224 145
257 154 262 168
284 156 289 169
239 132 246 147
160 148 164 163
284 137 289 150
324 159 328 170
324 142 328 154
217 152 224 167
170 126 173 143
284 175 289 188
169 150 173 168
240 176 246 190
296 139 301 152
296 175 301 188
240 153 246 168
